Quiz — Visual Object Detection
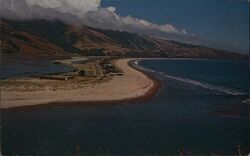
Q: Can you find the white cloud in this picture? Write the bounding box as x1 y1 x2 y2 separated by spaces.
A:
83 7 189 38
107 6 116 13
1 0 195 43
25 0 101 18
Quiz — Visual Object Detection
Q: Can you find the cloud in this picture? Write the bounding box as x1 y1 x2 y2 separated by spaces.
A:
25 0 101 18
0 0 199 44
107 6 116 13
82 7 188 35
82 7 199 43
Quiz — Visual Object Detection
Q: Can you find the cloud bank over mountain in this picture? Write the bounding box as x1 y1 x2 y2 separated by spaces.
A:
0 0 199 44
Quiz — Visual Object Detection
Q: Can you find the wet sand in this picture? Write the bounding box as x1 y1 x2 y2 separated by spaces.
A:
1 59 161 109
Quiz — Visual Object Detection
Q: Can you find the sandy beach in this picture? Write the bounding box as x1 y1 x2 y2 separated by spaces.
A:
1 59 160 109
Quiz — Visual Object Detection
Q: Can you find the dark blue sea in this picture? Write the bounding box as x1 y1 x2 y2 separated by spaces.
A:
2 59 249 155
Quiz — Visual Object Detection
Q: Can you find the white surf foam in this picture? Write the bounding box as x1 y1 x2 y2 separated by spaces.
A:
134 60 247 96
162 74 246 96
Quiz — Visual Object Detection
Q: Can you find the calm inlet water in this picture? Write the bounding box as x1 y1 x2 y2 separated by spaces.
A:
0 59 74 79
2 59 249 155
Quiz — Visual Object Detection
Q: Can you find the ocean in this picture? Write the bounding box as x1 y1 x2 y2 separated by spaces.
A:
2 59 249 155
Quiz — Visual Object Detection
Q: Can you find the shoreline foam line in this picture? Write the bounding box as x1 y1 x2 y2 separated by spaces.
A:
135 60 247 96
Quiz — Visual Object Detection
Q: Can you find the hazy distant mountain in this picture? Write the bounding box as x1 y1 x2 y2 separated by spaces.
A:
0 19 246 60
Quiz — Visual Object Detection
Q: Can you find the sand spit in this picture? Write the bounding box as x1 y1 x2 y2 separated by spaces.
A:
1 59 161 109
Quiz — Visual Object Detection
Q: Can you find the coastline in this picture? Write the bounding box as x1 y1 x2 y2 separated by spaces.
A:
1 58 161 110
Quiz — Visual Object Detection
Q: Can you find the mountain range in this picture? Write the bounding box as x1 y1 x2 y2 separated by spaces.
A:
0 19 247 60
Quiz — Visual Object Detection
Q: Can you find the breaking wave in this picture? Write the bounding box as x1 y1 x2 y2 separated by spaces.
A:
134 60 247 96
161 74 247 96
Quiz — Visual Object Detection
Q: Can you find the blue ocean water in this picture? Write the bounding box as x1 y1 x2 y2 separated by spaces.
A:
2 59 249 155
139 59 249 93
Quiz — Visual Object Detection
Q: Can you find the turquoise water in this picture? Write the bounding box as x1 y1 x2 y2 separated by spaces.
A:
2 59 249 155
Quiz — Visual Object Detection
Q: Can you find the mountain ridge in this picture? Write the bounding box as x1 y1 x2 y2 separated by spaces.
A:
0 19 247 60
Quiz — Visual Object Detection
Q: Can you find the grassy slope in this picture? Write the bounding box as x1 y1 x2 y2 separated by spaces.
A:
1 19 247 60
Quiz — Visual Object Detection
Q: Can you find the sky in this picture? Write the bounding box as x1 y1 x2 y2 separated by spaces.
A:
1 0 249 54
101 0 249 54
